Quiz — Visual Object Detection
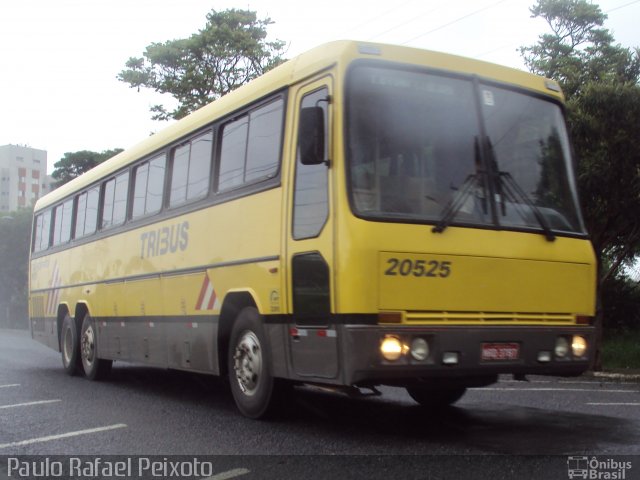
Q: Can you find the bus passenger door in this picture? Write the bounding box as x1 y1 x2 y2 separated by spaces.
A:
286 78 339 379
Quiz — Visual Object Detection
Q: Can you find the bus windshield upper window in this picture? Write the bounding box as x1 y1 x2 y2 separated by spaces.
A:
479 85 582 232
346 64 584 235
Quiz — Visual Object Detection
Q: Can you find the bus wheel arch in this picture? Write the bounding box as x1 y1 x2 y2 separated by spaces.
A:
217 291 258 377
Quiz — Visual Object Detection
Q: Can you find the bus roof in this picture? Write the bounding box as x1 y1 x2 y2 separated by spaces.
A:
35 40 563 212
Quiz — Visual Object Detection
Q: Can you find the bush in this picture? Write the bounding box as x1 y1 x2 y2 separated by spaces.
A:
601 276 640 330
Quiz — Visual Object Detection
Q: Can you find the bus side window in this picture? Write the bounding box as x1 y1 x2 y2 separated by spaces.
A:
169 132 212 207
101 171 129 229
245 98 284 183
218 117 249 192
33 209 52 252
84 186 99 236
32 213 43 252
293 87 329 240
52 199 73 246
216 98 284 194
134 153 166 217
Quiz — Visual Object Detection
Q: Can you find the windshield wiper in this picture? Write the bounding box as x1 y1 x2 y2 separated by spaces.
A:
498 171 556 242
432 173 479 234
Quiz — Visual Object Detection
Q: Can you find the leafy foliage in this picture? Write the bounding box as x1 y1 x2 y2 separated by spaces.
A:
521 0 640 282
519 0 640 98
51 149 123 187
601 275 640 331
520 0 640 366
571 83 640 277
118 9 286 121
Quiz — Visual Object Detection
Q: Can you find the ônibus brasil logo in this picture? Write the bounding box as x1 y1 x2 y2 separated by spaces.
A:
567 456 632 479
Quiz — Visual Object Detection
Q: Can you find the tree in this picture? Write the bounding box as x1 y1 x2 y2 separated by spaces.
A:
118 9 286 121
520 0 640 369
52 149 123 187
0 209 33 328
519 0 640 98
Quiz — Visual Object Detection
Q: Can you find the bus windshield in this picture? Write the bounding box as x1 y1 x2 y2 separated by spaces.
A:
346 64 584 235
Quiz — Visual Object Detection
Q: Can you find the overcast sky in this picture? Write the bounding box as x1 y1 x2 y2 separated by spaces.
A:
1 0 638 172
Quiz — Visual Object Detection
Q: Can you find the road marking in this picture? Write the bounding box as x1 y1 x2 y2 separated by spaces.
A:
586 403 640 406
0 399 61 409
0 424 128 450
473 388 637 393
203 468 251 480
501 380 636 386
0 384 20 388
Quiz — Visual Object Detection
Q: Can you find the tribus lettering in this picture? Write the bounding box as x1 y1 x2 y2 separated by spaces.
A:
140 221 189 258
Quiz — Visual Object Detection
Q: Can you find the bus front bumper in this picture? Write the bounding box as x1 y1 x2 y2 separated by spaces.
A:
342 325 594 387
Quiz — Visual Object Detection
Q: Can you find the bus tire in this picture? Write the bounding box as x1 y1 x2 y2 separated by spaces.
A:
406 387 466 408
80 314 112 381
60 313 81 376
228 307 278 419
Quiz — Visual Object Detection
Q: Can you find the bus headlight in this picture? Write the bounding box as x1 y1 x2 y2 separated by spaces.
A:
555 336 570 358
410 337 429 361
572 336 588 358
380 336 403 361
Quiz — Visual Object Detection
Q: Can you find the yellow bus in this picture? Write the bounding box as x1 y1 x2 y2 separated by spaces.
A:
29 41 596 418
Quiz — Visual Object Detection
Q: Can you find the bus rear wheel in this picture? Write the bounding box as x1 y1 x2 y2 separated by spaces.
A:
60 314 81 376
80 314 112 380
228 307 279 419
406 386 467 408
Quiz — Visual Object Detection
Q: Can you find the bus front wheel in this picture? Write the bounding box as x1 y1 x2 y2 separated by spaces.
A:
228 307 279 419
80 314 112 380
406 386 467 408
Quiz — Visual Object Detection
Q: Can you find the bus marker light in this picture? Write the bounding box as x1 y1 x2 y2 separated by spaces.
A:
358 44 381 56
378 312 402 324
571 336 588 358
410 338 429 361
555 337 569 358
381 336 403 361
442 352 459 365
576 316 590 325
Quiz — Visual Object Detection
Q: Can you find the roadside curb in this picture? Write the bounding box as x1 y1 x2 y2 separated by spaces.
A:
585 371 640 382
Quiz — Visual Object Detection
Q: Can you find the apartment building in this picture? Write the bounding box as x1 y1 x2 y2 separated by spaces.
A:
0 144 52 212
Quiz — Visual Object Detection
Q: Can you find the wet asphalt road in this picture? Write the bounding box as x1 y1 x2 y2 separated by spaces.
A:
1 329 639 479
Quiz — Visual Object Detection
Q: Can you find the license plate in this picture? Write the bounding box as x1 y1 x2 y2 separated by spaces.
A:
481 342 520 361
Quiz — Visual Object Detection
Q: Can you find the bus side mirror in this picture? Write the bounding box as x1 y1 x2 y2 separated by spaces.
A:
298 107 325 166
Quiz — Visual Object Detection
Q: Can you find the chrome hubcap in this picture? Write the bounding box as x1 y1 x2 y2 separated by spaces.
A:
233 331 262 396
63 327 73 365
81 324 95 368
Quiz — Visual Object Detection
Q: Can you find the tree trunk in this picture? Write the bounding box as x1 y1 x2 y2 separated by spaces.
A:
591 287 604 371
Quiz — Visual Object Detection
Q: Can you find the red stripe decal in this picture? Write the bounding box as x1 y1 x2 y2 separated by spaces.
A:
195 275 210 310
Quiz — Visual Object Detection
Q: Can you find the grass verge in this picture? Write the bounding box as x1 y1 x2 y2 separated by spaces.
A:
602 329 640 371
